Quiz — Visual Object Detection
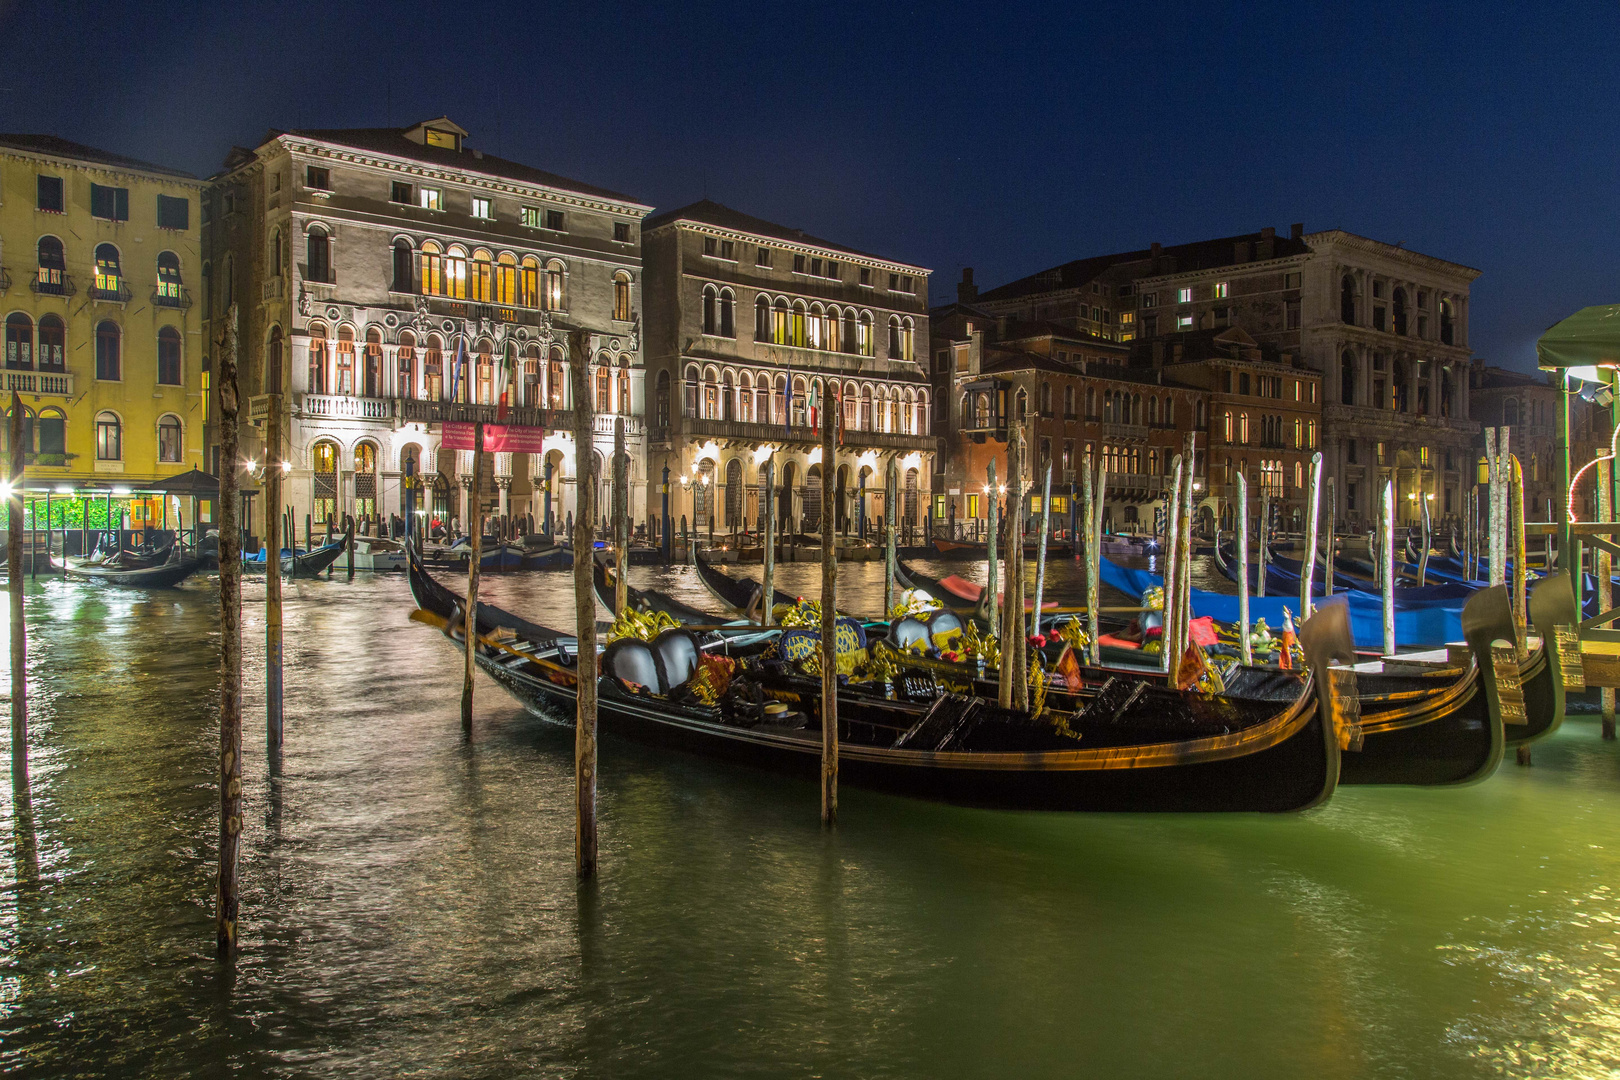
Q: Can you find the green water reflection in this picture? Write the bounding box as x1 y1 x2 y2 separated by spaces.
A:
0 562 1616 1078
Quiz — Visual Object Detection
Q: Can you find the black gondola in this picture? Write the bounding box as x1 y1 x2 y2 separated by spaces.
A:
67 548 202 587
691 544 798 617
409 549 1353 812
592 553 727 626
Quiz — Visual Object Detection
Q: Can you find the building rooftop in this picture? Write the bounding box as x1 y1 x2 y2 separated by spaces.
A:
0 133 195 180
644 199 925 268
977 227 1311 304
273 118 644 205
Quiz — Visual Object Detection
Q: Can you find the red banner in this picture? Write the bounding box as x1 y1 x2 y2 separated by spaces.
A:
441 421 548 453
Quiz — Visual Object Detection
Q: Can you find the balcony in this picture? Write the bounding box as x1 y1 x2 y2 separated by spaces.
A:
87 280 133 303
298 394 395 421
30 272 76 298
1104 473 1166 499
262 279 284 301
682 415 934 452
1102 421 1150 441
0 369 73 398
1323 403 1478 435
153 286 193 310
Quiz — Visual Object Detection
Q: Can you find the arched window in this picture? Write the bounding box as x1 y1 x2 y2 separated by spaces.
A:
156 251 183 304
364 327 384 397
719 288 735 338
94 243 123 297
703 368 720 420
899 317 915 361
395 329 415 400
5 314 33 371
307 227 331 283
655 369 671 428
808 304 825 350
1223 411 1233 442
158 414 182 462
859 311 875 357
392 239 414 292
1040 381 1052 415
917 389 930 434
308 322 329 394
889 386 903 432
419 241 444 296
95 321 121 380
422 333 444 399
1392 287 1408 335
1440 299 1455 345
543 259 566 311
354 441 378 520
614 271 632 322
772 298 790 345
335 326 355 395
266 326 284 394
703 285 718 335
548 347 565 409
95 411 122 460
518 255 540 307
842 309 857 354
37 316 64 371
311 439 339 524
887 316 902 359
522 343 541 407
469 249 493 302
791 375 807 427
157 326 182 385
1341 275 1356 324
443 245 469 299
617 360 630 415
36 237 66 293
1503 397 1519 426
721 369 735 420
861 385 873 431
755 295 770 340
487 252 514 306
597 363 613 413
725 458 744 525
38 408 65 458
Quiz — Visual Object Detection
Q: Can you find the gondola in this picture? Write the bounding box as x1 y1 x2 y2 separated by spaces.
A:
408 550 1353 812
67 547 202 587
243 533 350 578
592 553 725 626
1521 570 1579 747
893 559 1074 623
692 544 798 616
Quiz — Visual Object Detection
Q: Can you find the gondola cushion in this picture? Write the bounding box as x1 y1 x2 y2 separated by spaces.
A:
603 638 661 695
652 629 702 694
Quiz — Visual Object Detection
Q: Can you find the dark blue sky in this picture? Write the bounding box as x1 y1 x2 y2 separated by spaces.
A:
1 0 1611 369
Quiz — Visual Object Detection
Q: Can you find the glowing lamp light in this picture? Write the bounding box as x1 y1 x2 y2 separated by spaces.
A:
0 482 13 502
281 461 292 473
55 485 73 495
112 486 132 497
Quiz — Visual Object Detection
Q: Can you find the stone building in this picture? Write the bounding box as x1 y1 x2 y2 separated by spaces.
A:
641 201 934 539
970 225 1480 529
1468 362 1602 523
202 116 652 537
929 301 1200 536
0 134 204 528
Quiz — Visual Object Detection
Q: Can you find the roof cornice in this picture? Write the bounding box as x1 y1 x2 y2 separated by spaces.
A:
1304 229 1482 281
254 135 653 218
647 217 931 277
0 147 202 188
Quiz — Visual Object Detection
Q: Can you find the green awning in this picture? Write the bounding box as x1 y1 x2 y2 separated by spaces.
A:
1537 304 1620 371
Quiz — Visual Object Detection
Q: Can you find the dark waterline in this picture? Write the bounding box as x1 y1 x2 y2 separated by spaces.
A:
2 561 1618 1078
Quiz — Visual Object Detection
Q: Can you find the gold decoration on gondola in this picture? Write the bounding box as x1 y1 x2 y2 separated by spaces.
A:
606 607 681 643
689 653 737 706
961 622 1000 670
1028 650 1048 719
1141 586 1165 612
1054 617 1091 651
774 599 821 628
889 590 943 620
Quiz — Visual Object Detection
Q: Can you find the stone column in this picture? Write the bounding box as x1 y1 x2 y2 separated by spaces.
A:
458 474 473 534
495 476 510 520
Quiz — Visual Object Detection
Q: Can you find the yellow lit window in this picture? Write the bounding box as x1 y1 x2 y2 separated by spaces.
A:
424 129 457 149
201 371 210 425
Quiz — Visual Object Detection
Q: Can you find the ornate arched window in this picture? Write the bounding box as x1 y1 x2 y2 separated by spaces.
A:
311 439 340 524
158 414 183 463
419 241 444 296
614 271 632 322
267 326 284 394
518 256 540 307
156 251 183 304
157 326 182 386
543 259 566 311
469 249 493 302
494 252 518 305
364 327 384 397
36 236 66 293
5 314 33 371
306 228 331 284
96 321 121 381
335 326 356 395
396 330 415 399
423 333 444 399
37 316 64 372
392 239 413 292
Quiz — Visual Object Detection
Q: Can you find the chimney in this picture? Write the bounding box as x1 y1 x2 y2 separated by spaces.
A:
958 267 978 304
1150 241 1163 274
1234 240 1251 263
1260 226 1276 240
1290 222 1304 240
1257 226 1275 261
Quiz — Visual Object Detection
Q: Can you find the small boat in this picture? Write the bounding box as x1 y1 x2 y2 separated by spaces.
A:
409 552 1355 813
68 546 202 587
352 535 407 571
243 534 350 578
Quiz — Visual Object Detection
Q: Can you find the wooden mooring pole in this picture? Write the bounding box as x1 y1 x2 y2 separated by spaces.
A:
1598 454 1614 738
819 404 838 826
1510 454 1528 650
1381 478 1396 657
1237 471 1252 667
571 332 600 875
1163 454 1184 674
462 422 484 734
883 457 897 617
1300 452 1323 619
761 456 775 625
216 306 243 957
613 418 628 617
1323 477 1336 599
266 393 284 748
1031 461 1052 633
8 392 28 796
999 433 1021 710
985 459 999 638
1080 451 1098 665
1176 438 1195 676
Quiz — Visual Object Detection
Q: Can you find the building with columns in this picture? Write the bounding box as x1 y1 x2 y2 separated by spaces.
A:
970 224 1479 529
202 117 653 538
641 201 935 540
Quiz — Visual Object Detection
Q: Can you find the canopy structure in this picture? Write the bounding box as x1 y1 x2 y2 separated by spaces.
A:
1537 304 1620 373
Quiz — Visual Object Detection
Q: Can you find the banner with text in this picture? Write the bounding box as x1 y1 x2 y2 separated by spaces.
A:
440 421 548 454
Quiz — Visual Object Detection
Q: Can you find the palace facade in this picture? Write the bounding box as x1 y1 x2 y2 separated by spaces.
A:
642 201 934 539
201 117 653 536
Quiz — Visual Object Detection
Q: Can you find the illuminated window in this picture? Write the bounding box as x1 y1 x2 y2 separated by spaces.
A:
96 412 122 460
614 272 632 321
94 243 123 295
1177 314 1193 330
419 188 442 211
424 128 458 149
521 206 542 228
471 197 492 219
468 249 493 302
1177 287 1192 304
1239 412 1250 443
1213 281 1228 298
543 260 566 311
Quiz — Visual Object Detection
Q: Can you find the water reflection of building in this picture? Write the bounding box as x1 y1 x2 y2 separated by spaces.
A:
203 116 652 536
642 201 934 539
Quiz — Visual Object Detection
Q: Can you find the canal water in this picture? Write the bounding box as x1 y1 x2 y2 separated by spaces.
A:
2 558 1618 1078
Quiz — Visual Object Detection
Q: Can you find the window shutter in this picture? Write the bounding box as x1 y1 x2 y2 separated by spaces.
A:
91 184 110 218
115 187 129 221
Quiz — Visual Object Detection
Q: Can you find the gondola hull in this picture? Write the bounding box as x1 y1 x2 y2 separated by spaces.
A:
67 556 203 587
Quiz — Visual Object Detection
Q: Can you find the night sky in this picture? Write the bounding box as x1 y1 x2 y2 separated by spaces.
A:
0 0 1611 370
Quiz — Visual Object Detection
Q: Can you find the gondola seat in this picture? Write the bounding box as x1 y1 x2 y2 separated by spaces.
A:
603 638 662 695
652 629 702 694
890 616 932 650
